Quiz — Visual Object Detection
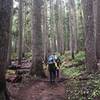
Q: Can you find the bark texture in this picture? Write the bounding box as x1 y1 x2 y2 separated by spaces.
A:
30 0 45 77
18 0 23 65
82 0 98 73
55 0 64 53
42 0 49 62
96 0 100 59
0 0 13 99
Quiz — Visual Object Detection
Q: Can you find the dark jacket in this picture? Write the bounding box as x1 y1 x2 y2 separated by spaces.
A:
48 63 56 72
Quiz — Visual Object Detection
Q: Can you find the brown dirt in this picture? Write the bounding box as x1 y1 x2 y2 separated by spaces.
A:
7 60 66 100
11 79 65 100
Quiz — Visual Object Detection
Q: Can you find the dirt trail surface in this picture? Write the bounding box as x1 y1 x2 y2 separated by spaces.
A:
9 79 65 100
7 60 66 100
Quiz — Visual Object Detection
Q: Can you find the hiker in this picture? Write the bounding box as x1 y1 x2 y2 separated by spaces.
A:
48 55 56 84
54 55 61 79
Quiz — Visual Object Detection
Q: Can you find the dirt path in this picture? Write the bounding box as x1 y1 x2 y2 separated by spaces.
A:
15 79 65 100
8 60 66 100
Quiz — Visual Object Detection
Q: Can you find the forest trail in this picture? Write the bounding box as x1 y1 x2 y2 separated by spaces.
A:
14 79 65 100
7 60 66 100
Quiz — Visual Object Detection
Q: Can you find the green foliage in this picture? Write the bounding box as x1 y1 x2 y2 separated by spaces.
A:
11 53 17 60
11 52 32 60
62 51 85 63
61 52 100 99
62 66 82 78
92 82 100 98
89 74 100 98
65 74 100 100
25 52 32 59
12 15 18 34
74 51 85 63
63 51 72 60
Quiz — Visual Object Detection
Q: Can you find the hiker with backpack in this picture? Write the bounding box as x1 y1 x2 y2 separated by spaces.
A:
54 54 61 79
47 55 56 84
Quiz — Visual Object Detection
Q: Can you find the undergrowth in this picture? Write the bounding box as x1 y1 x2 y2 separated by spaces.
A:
61 51 100 100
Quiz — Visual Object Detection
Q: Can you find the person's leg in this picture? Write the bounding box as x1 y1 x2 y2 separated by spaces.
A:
49 71 53 84
52 70 56 83
56 69 59 78
57 63 60 78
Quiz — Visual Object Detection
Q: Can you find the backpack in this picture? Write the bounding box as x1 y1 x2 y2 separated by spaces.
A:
48 55 55 64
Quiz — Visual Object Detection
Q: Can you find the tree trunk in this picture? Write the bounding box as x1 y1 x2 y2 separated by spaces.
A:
30 0 45 78
22 2 26 58
77 0 85 51
59 0 65 53
68 0 75 59
68 0 78 55
7 3 13 66
0 0 13 99
49 0 57 53
65 3 70 51
82 0 98 73
18 0 23 65
42 0 50 62
55 0 64 54
96 0 100 59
